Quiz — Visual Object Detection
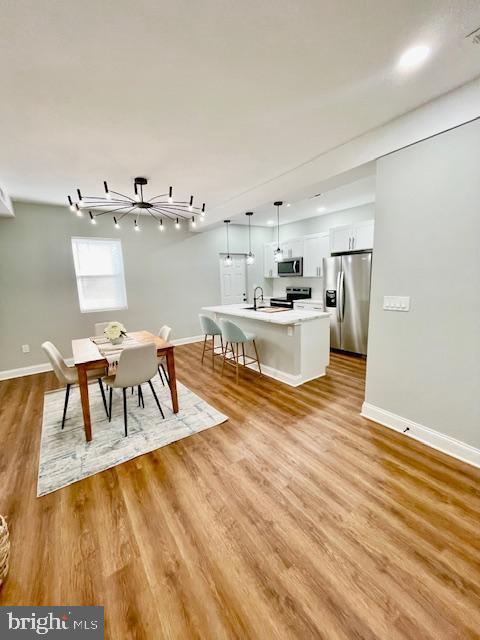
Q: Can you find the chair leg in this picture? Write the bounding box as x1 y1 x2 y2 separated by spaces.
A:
98 378 108 418
235 343 239 384
241 343 246 366
108 387 113 422
220 336 224 356
123 387 128 437
160 363 169 383
201 334 207 364
131 387 134 395
61 384 71 429
212 335 215 368
138 385 144 408
222 342 228 376
158 365 165 386
148 379 165 419
252 340 262 374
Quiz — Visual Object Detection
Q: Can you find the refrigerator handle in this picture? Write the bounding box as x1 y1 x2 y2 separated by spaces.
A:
336 271 341 322
338 270 345 322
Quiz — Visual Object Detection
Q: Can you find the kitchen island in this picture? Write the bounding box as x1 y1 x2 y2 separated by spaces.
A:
202 304 330 386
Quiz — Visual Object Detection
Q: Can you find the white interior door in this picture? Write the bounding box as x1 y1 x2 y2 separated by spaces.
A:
219 256 247 304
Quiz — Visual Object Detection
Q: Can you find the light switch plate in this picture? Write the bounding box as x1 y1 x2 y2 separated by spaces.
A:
383 296 410 312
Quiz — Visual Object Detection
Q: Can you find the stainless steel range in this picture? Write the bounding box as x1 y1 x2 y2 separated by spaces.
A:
270 286 312 309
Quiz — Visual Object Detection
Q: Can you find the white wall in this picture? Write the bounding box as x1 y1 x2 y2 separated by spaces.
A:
0 202 271 371
270 203 375 299
364 119 480 451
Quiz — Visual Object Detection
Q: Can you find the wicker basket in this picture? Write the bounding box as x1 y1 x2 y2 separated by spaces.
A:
0 515 10 588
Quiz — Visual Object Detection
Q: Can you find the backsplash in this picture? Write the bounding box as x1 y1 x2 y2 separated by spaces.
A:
272 277 324 301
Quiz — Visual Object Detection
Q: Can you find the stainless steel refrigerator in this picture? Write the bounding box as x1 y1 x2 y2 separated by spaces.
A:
323 251 372 355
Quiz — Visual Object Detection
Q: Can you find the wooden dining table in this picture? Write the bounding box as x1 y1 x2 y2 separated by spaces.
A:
72 330 179 442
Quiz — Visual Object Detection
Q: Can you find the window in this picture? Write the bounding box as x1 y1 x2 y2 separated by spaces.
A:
71 237 128 313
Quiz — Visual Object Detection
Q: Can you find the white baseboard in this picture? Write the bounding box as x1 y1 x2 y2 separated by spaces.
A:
0 358 76 381
171 335 204 346
361 402 480 470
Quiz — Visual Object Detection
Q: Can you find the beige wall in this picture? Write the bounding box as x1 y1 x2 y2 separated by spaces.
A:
0 202 271 371
365 119 480 449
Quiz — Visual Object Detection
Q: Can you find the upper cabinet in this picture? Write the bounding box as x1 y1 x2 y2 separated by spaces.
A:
303 233 330 277
264 242 277 278
280 238 304 259
352 219 375 251
329 219 374 253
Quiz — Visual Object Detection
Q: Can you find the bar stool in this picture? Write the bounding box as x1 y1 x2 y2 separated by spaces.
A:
199 314 224 369
219 318 262 383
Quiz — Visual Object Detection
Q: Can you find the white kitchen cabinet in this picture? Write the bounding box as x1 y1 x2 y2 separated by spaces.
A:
352 219 375 250
303 233 330 277
264 243 277 278
280 238 304 259
329 220 374 253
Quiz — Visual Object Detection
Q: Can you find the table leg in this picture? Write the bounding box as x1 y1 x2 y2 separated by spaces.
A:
77 365 92 442
166 349 179 413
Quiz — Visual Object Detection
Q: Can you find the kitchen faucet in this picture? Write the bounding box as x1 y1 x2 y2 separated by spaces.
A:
253 286 264 311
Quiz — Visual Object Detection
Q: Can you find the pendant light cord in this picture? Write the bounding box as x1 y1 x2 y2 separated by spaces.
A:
277 204 280 249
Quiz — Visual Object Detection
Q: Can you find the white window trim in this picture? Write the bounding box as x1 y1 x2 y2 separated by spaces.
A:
71 236 128 314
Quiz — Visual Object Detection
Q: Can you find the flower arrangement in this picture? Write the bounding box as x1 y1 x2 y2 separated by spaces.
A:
104 321 127 345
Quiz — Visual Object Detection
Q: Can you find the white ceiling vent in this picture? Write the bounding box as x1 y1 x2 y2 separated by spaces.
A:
0 185 15 217
465 27 480 44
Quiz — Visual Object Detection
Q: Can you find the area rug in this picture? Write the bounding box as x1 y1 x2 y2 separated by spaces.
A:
38 375 228 496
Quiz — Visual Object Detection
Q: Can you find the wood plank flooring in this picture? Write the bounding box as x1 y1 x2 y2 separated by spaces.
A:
0 345 479 639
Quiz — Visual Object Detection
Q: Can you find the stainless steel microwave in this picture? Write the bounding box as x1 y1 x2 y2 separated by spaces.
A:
278 257 303 277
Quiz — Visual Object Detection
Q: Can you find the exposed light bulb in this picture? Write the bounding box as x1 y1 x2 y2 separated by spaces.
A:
175 218 180 230
75 204 83 217
274 248 283 263
89 211 96 225
114 217 120 229
224 255 233 266
70 204 76 212
246 252 255 265
106 191 113 200
191 216 196 228
134 220 140 231
286 203 291 207
159 221 165 232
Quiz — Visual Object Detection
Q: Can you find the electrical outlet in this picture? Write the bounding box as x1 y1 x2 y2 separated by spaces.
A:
22 344 30 353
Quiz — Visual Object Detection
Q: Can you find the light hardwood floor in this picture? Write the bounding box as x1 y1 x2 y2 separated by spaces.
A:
0 345 479 639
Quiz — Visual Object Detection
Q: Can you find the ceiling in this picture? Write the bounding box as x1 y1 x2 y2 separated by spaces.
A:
232 172 376 227
0 1 479 221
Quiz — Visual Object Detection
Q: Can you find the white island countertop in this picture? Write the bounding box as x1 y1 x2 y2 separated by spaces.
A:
202 303 330 326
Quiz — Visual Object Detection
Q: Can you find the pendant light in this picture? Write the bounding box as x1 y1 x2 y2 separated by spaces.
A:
245 212 255 265
224 220 232 266
273 201 283 262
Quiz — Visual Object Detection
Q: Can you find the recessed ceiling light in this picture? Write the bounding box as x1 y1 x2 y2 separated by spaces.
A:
267 219 275 225
317 206 326 213
397 45 430 71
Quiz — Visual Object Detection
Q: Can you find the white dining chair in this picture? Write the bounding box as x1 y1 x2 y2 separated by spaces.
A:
94 322 112 337
42 341 109 429
157 325 172 385
103 342 165 436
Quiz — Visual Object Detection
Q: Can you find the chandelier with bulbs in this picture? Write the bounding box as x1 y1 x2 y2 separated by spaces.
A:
66 176 206 231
